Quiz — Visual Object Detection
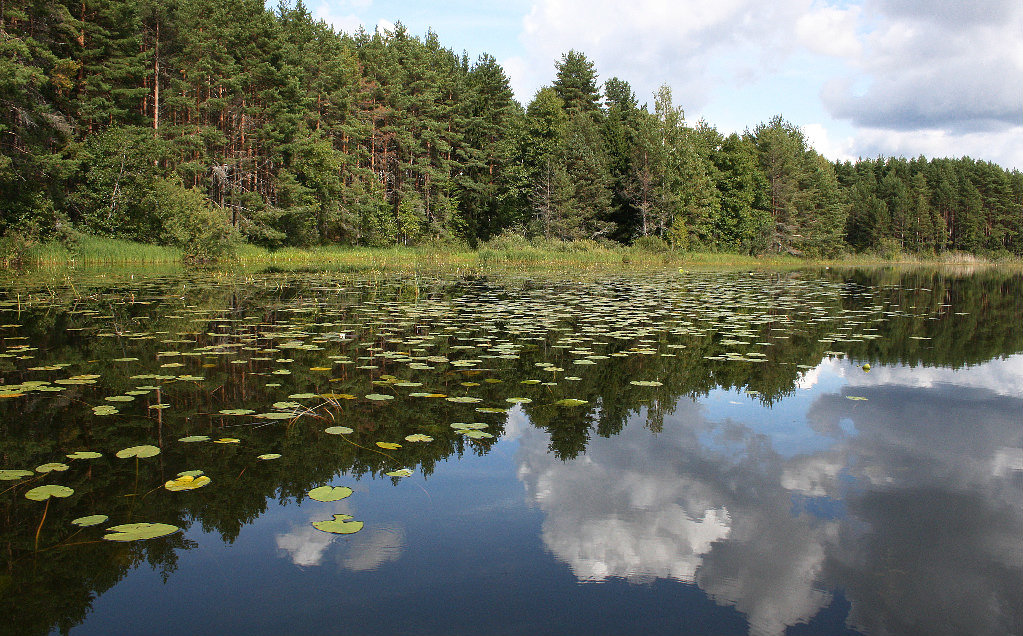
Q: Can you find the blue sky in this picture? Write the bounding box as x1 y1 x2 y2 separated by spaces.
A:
308 0 1022 169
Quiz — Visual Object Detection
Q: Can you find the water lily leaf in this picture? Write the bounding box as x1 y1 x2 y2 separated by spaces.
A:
308 486 353 502
178 435 210 443
324 426 354 435
66 451 103 460
164 475 211 491
846 396 868 401
461 430 494 439
365 393 394 401
404 434 433 442
311 514 363 534
33 462 69 474
103 522 179 542
272 401 301 410
219 409 255 416
446 396 481 404
92 405 118 416
0 469 33 481
320 393 357 400
257 453 281 460
254 412 294 420
287 393 318 399
214 437 240 444
476 407 507 414
115 445 161 459
25 485 74 501
385 468 413 477
554 399 589 406
104 395 134 402
71 514 108 527
506 397 532 404
629 380 663 387
376 442 401 450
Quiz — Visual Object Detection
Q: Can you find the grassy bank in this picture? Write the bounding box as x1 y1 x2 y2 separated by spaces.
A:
8 234 1021 273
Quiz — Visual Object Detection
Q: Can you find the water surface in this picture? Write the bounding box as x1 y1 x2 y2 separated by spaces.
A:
0 267 1020 636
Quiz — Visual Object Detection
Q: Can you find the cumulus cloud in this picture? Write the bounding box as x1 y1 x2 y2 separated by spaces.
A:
820 0 1023 134
338 524 405 571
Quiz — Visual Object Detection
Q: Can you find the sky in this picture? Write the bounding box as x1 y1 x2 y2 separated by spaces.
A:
308 0 1023 169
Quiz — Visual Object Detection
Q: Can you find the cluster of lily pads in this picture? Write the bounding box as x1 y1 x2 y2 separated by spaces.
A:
1 271 957 550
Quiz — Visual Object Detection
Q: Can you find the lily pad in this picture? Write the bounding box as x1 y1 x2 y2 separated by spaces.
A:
35 463 70 473
311 514 363 535
67 451 103 460
446 396 482 404
214 437 240 444
365 393 394 401
164 475 211 491
257 453 281 460
554 398 589 406
308 485 353 502
92 405 118 416
630 380 663 387
103 522 179 542
219 409 255 416
178 435 210 443
115 445 161 459
376 442 402 450
385 468 413 477
25 485 74 501
505 397 532 404
324 426 354 435
0 469 34 481
71 514 108 527
404 434 433 442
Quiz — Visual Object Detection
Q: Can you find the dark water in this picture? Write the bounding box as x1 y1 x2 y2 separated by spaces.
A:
0 267 1020 636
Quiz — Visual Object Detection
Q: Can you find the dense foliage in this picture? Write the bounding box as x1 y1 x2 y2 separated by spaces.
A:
2 0 1020 257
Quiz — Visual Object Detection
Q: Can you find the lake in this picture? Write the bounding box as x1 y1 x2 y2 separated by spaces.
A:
0 266 1020 636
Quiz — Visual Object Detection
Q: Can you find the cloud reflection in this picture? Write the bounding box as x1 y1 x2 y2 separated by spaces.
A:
515 358 1023 635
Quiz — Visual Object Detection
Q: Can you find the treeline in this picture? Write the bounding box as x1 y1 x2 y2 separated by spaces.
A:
2 0 1021 258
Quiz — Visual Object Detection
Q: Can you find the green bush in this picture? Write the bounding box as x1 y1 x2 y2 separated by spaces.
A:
630 235 671 253
154 179 239 264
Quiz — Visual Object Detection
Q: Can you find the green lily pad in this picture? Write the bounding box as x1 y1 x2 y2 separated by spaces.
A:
287 393 318 399
404 434 433 442
25 485 74 501
311 514 363 535
165 475 211 491
214 437 240 444
846 396 868 401
254 412 294 420
179 435 210 443
630 380 663 387
554 398 589 406
219 409 255 416
365 393 394 401
0 469 34 481
71 514 108 527
506 397 532 404
115 445 161 459
35 463 69 473
92 405 118 416
272 401 301 410
385 468 413 477
376 442 401 450
324 426 354 435
460 430 494 439
103 522 179 542
66 451 103 460
446 396 482 403
257 453 281 460
308 485 353 502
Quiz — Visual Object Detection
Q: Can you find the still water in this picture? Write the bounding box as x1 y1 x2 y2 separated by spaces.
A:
0 267 1020 636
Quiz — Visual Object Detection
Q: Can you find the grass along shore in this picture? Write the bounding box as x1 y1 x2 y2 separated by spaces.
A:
5 234 1020 273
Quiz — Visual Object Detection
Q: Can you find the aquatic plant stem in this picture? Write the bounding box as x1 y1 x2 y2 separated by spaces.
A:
34 498 50 552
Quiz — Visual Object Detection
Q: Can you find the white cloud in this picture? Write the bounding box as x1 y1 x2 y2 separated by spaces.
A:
843 354 1023 397
795 6 862 58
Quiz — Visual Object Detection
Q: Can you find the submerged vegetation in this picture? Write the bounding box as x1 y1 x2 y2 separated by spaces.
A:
2 2 1021 266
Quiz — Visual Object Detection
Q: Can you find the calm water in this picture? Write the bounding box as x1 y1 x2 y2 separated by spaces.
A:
0 267 1020 636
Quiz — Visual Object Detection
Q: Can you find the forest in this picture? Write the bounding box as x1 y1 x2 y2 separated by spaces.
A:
2 0 1021 260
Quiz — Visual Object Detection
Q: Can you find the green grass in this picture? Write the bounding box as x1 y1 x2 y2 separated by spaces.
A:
7 234 1021 274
